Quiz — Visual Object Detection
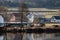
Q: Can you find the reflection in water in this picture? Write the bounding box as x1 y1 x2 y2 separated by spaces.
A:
1 33 60 40
6 33 34 40
0 36 4 40
14 33 23 40
26 33 34 40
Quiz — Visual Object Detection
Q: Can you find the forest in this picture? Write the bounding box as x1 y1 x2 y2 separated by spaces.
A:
0 0 60 8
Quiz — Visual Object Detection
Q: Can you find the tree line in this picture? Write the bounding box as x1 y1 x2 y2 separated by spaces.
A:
0 0 60 8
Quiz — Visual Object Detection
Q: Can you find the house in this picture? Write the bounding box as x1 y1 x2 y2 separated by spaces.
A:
9 13 28 22
0 15 4 27
10 14 16 22
50 16 60 23
26 13 34 23
39 18 46 24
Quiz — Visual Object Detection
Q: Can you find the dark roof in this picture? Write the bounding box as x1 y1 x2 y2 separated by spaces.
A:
53 16 60 19
13 13 21 17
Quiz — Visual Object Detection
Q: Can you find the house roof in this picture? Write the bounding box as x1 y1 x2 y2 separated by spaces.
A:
53 16 60 20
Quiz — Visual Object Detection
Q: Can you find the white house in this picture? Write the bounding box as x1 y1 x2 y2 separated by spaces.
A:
0 15 4 27
50 16 60 23
26 13 34 23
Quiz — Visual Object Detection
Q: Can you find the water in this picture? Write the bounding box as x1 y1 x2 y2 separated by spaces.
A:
0 33 60 40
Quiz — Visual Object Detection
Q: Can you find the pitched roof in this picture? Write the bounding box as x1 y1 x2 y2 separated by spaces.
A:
53 16 60 20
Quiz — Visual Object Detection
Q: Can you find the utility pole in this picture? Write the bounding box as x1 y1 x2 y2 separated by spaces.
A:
19 0 29 27
19 0 24 27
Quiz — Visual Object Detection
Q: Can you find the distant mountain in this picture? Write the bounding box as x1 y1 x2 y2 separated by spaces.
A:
0 0 60 8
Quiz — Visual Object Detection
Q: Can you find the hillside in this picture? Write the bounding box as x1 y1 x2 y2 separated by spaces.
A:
0 0 60 8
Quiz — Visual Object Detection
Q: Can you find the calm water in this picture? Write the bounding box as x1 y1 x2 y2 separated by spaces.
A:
0 33 60 40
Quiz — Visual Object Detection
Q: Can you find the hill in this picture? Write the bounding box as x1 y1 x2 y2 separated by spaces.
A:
0 0 60 8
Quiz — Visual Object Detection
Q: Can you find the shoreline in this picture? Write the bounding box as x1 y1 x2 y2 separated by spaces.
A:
0 27 60 33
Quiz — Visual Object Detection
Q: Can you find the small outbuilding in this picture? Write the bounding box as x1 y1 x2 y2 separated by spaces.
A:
50 16 60 23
